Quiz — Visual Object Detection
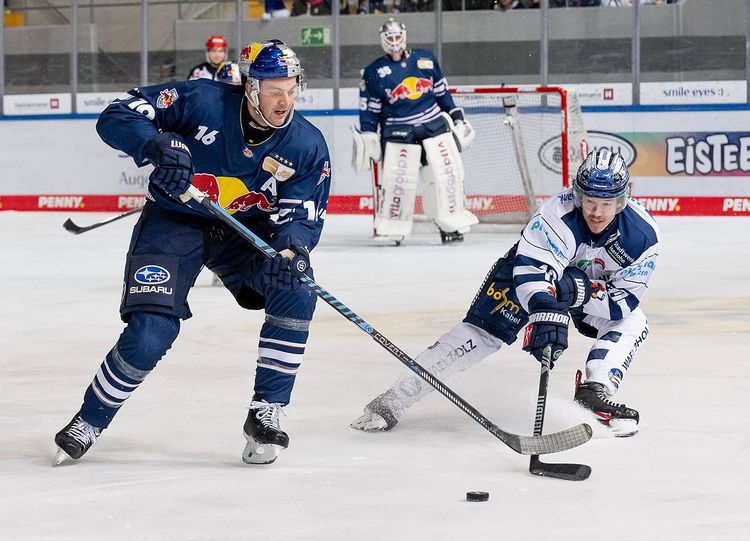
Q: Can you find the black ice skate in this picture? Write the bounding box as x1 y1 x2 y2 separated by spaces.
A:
350 390 400 432
439 229 464 245
53 413 102 465
574 370 639 438
242 399 288 465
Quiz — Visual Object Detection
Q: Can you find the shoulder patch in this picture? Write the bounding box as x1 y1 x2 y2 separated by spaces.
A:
156 88 178 109
262 156 296 182
417 58 434 70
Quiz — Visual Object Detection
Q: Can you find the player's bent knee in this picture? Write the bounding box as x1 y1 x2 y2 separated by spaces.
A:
117 311 181 370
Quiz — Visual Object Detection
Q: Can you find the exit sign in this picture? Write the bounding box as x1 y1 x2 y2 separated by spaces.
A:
300 27 331 46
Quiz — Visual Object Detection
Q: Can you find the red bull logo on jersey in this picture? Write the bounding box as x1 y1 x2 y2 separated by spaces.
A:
156 88 179 109
385 77 434 104
193 173 276 215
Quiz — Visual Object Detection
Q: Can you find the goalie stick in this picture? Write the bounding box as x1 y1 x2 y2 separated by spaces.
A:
529 345 592 480
182 185 592 456
62 207 143 235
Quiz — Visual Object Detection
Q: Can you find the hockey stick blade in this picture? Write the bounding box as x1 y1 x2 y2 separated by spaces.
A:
62 207 143 235
526 346 593 476
513 423 592 455
62 218 88 234
529 456 592 481
184 186 593 457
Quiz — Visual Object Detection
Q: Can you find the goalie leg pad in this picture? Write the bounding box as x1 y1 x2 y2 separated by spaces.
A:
373 141 421 239
421 132 478 234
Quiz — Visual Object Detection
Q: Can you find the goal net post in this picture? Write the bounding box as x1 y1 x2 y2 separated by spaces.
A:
414 86 590 225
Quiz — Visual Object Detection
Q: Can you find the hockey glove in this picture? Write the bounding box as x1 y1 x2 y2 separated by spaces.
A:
557 267 593 309
262 236 311 291
522 301 570 369
351 127 382 173
448 108 476 151
143 132 194 199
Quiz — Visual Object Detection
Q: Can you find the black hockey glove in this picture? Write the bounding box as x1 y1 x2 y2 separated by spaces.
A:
522 300 570 369
557 267 593 309
262 236 311 291
143 132 194 199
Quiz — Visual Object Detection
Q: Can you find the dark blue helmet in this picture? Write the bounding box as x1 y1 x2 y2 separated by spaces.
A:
574 149 631 212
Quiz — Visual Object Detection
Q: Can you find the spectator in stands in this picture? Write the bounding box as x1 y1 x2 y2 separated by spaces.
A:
187 35 228 80
263 0 291 18
601 0 670 5
494 0 602 9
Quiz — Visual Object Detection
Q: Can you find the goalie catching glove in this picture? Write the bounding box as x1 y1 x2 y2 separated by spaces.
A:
448 108 476 152
262 236 311 291
351 126 382 173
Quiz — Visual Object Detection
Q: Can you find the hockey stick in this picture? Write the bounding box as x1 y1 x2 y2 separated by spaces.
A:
529 345 592 480
183 185 592 456
62 207 143 235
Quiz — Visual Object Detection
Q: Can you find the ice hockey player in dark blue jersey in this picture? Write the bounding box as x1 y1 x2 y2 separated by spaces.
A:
353 18 479 245
54 40 331 466
352 149 658 438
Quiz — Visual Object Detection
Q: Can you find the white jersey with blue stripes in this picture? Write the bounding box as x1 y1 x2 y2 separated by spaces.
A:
514 189 660 321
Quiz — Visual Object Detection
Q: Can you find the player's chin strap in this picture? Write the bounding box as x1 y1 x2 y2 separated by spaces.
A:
245 86 295 130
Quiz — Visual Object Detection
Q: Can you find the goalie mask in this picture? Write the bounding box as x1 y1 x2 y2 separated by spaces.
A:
574 149 631 213
238 39 306 129
380 19 407 59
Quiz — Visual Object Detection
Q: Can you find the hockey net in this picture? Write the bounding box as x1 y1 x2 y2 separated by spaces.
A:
417 86 589 225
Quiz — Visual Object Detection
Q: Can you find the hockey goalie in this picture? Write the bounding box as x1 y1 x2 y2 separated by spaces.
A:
352 18 478 245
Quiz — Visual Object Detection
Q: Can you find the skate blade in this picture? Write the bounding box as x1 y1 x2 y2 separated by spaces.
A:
53 447 73 466
608 418 639 438
242 436 282 465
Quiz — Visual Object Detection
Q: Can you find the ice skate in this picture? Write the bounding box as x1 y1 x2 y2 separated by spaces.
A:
575 371 639 438
53 413 102 465
439 229 464 245
350 390 400 432
242 399 288 465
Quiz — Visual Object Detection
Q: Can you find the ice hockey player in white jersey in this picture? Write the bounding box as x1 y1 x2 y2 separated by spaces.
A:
353 18 478 245
352 149 658 437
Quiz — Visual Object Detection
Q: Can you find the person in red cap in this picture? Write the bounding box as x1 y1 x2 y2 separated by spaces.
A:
188 34 228 80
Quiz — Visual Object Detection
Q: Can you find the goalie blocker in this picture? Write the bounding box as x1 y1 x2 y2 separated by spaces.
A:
354 114 478 244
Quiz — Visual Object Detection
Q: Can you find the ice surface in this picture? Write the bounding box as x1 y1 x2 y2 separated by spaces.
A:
1 212 748 540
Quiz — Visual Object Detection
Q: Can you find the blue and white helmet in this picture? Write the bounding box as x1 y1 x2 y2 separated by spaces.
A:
574 148 631 213
238 39 306 128
380 18 407 57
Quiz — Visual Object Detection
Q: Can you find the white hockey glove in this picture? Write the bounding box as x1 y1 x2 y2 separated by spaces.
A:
351 126 382 173
445 109 476 152
452 119 476 151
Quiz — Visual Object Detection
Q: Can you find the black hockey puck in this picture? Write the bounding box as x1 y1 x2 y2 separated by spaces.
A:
466 491 489 502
